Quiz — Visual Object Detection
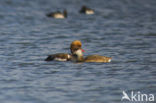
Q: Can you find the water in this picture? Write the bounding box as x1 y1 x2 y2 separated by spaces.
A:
0 0 156 103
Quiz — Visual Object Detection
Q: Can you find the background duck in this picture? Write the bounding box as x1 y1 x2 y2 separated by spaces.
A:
79 5 94 15
46 9 67 19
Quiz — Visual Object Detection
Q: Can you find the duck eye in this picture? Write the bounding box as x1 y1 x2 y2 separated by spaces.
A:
74 48 78 51
78 45 81 47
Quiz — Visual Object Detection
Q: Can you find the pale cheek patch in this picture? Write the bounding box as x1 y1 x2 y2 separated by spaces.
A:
108 59 111 62
67 55 71 59
75 50 83 56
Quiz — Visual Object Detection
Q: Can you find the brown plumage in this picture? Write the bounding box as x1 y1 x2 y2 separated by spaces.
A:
84 55 112 62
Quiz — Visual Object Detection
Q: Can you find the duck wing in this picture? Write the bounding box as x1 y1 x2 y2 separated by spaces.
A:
84 55 112 63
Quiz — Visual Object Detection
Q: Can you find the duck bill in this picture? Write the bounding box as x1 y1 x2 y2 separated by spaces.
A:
81 49 85 52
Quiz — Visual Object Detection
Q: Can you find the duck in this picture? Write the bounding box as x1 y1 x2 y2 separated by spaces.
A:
46 9 67 19
45 40 83 61
79 5 94 15
71 44 112 63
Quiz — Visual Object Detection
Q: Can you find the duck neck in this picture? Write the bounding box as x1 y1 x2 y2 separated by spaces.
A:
72 54 84 62
63 10 67 18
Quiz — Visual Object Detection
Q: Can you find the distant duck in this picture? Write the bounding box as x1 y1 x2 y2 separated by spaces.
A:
79 5 94 15
45 40 84 61
46 9 67 19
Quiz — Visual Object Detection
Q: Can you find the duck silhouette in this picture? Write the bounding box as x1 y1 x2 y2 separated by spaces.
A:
79 5 94 14
46 9 67 19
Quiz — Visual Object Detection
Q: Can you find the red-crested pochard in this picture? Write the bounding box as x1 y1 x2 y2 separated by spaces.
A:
45 40 83 61
71 44 112 63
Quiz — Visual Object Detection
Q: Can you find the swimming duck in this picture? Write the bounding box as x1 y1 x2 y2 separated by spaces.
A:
46 9 67 19
45 40 83 61
71 45 112 63
79 5 94 15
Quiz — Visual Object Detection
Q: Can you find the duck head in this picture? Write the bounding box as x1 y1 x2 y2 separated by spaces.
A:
70 40 83 54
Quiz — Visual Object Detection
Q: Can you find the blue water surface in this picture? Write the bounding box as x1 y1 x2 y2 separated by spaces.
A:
0 0 156 103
